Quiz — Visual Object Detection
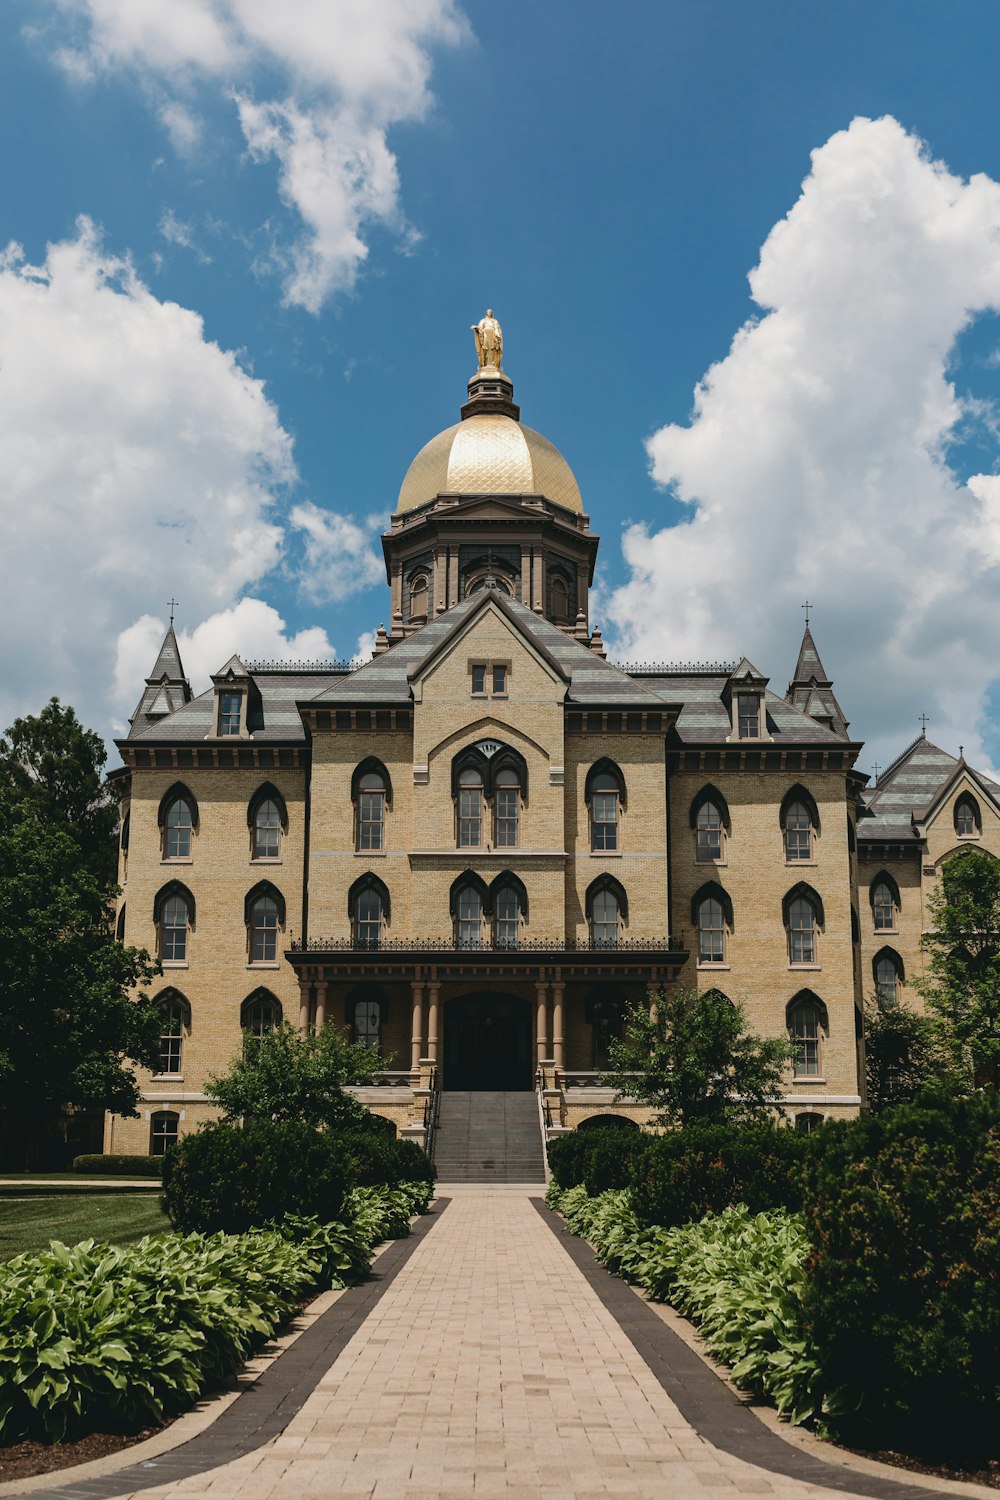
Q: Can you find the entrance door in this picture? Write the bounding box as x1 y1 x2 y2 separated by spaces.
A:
444 993 533 1090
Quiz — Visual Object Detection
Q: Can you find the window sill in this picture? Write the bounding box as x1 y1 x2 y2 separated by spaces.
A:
162 961 189 969
695 858 727 867
873 928 898 936
956 834 981 841
785 859 817 867
150 1074 184 1083
247 962 280 970
356 850 387 857
697 962 731 971
792 1076 826 1085
161 858 193 865
251 858 282 865
590 850 622 858
788 963 822 971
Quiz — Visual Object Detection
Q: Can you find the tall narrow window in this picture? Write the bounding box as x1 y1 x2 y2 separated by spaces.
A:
590 774 619 851
737 694 760 738
788 897 817 964
354 996 381 1049
156 995 188 1074
161 894 189 962
458 768 483 847
790 999 822 1077
249 894 279 962
457 886 482 948
698 897 726 963
591 889 620 947
696 801 724 862
494 886 520 947
150 1111 179 1156
164 797 194 859
955 794 980 837
242 991 281 1037
872 879 896 931
355 887 383 949
550 574 570 624
409 573 429 621
494 768 520 847
874 949 903 1005
784 800 813 861
358 773 386 851
253 798 282 859
219 691 242 736
471 664 487 694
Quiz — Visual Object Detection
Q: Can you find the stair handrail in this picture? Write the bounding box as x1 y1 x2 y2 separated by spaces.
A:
535 1067 553 1185
424 1064 440 1165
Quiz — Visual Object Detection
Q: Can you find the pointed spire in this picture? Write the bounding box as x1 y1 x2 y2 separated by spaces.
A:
791 623 829 687
787 619 849 734
129 621 192 731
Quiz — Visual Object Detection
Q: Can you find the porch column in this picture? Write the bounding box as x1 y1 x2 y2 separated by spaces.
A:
314 980 327 1030
426 979 441 1063
410 980 425 1071
298 978 311 1033
552 977 565 1068
535 980 549 1064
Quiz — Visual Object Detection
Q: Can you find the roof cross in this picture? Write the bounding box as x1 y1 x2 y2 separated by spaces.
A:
919 713 929 736
872 761 881 782
801 600 812 626
167 597 179 626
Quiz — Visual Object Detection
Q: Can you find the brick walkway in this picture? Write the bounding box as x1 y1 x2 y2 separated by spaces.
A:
98 1190 900 1500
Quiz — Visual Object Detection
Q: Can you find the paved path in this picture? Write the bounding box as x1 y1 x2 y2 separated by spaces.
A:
94 1189 918 1500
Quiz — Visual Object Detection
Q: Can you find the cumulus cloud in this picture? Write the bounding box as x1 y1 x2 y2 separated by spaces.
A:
607 116 1000 773
289 500 385 604
0 219 298 737
44 0 468 309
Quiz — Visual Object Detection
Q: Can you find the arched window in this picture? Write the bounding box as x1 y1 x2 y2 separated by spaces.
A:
795 1111 823 1134
116 903 126 942
121 809 130 879
409 573 429 622
692 883 732 964
491 874 527 948
150 1110 179 1156
248 783 287 860
242 990 282 1037
873 947 904 1005
245 882 285 964
783 883 823 965
351 758 392 852
587 875 627 948
155 990 190 1075
161 792 196 860
457 885 483 948
347 874 389 949
780 785 819 862
494 767 520 847
787 993 827 1077
154 882 194 964
955 793 981 837
550 573 570 624
689 785 731 863
586 760 626 853
458 766 484 847
871 873 899 931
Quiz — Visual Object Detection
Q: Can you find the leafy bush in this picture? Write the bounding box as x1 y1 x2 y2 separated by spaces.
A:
546 1124 645 1191
72 1154 162 1177
801 1088 1000 1459
548 1183 821 1426
0 1182 430 1444
629 1123 810 1228
339 1130 435 1188
161 1121 351 1234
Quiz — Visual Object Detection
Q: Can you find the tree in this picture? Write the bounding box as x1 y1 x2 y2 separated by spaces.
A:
205 1022 384 1131
918 848 1000 1091
603 987 792 1129
0 698 118 886
864 994 946 1115
0 785 161 1132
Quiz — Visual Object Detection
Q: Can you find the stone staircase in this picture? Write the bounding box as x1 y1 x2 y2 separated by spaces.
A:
433 1091 546 1183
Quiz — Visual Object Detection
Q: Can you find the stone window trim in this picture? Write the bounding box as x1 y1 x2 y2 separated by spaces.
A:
241 989 283 1036
245 881 284 965
954 791 982 838
451 741 528 801
248 782 289 859
780 784 820 862
215 686 247 738
586 872 629 925
153 988 190 1078
348 871 391 921
150 1110 180 1156
873 945 905 1003
690 880 733 932
781 881 824 928
787 990 828 1079
351 757 393 808
870 870 901 931
158 782 200 832
469 658 511 697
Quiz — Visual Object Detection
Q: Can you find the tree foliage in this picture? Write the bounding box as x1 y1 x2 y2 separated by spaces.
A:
205 1022 383 1131
918 848 1000 1091
603 987 792 1129
864 993 946 1115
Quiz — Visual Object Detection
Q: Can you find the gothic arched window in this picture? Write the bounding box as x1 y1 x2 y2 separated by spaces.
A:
787 992 827 1077
456 885 483 948
586 875 627 948
550 573 570 624
245 882 284 964
158 783 198 861
955 793 981 837
586 760 626 852
494 767 520 847
871 873 899 931
780 786 819 863
155 990 190 1075
248 783 287 860
784 883 823 965
154 882 194 964
874 947 904 1005
692 882 733 964
457 767 484 848
352 758 392 852
242 989 282 1037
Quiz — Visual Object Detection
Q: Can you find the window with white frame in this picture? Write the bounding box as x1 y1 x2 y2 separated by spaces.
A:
252 798 282 860
161 893 190 962
458 768 484 847
783 800 813 862
218 691 242 736
357 773 386 851
456 886 483 948
696 800 724 862
494 768 520 847
698 896 726 963
790 998 823 1077
872 878 897 931
163 796 194 860
156 993 189 1074
737 694 760 738
150 1111 179 1155
590 775 619 852
788 897 817 964
249 893 279 962
494 885 521 947
354 886 384 949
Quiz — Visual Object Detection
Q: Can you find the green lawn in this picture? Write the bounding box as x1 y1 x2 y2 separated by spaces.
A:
0 1193 171 1260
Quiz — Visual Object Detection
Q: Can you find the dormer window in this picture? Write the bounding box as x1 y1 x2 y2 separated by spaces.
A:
737 694 760 738
219 691 242 736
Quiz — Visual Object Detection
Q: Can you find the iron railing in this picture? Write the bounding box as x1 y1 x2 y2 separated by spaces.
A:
290 935 683 954
423 1066 440 1163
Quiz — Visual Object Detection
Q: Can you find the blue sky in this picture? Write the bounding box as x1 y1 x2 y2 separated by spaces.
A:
3 1 1000 776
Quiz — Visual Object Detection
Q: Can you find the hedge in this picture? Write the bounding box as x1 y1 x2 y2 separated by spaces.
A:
72 1155 162 1177
339 1130 436 1189
546 1124 646 1192
629 1123 811 1228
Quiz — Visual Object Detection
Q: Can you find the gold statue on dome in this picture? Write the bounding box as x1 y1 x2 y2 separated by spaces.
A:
471 308 503 371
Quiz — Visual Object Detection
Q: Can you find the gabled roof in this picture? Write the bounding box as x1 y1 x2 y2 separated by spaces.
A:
129 624 192 730
212 655 249 681
914 757 1000 832
858 736 957 841
730 657 768 686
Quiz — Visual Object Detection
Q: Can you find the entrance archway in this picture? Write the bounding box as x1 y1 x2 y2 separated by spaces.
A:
444 992 533 1091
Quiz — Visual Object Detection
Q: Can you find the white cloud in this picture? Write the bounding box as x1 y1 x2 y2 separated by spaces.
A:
158 208 211 262
289 500 386 603
44 0 469 310
0 219 297 738
607 116 1000 774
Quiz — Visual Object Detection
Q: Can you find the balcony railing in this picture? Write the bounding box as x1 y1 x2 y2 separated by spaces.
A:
289 935 683 954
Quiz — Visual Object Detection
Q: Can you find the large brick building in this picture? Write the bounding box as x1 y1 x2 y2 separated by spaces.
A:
106 322 995 1158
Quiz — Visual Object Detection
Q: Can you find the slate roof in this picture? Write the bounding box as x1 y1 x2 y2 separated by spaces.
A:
785 625 850 735
125 673 349 745
129 625 193 729
857 735 1000 841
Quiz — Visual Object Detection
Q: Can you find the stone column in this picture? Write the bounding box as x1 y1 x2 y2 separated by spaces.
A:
521 544 531 607
448 546 459 607
298 978 311 1033
314 980 327 1030
433 547 446 613
391 562 403 622
410 980 425 1071
535 980 549 1064
552 977 565 1068
576 561 589 631
427 979 441 1063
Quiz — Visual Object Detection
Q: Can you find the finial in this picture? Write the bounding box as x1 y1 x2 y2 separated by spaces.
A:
919 713 929 736
471 308 503 373
167 597 178 626
959 744 964 760
872 760 881 782
801 600 812 627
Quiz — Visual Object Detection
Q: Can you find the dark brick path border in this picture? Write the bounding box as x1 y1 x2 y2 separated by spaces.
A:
20 1200 451 1500
533 1199 962 1500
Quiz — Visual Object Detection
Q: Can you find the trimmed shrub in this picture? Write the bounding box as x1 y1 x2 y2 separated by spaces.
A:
339 1131 435 1188
73 1154 162 1177
629 1123 810 1228
162 1121 351 1234
546 1124 645 1191
801 1088 1000 1460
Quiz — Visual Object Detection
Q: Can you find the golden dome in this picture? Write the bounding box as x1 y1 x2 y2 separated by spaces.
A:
395 412 583 516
